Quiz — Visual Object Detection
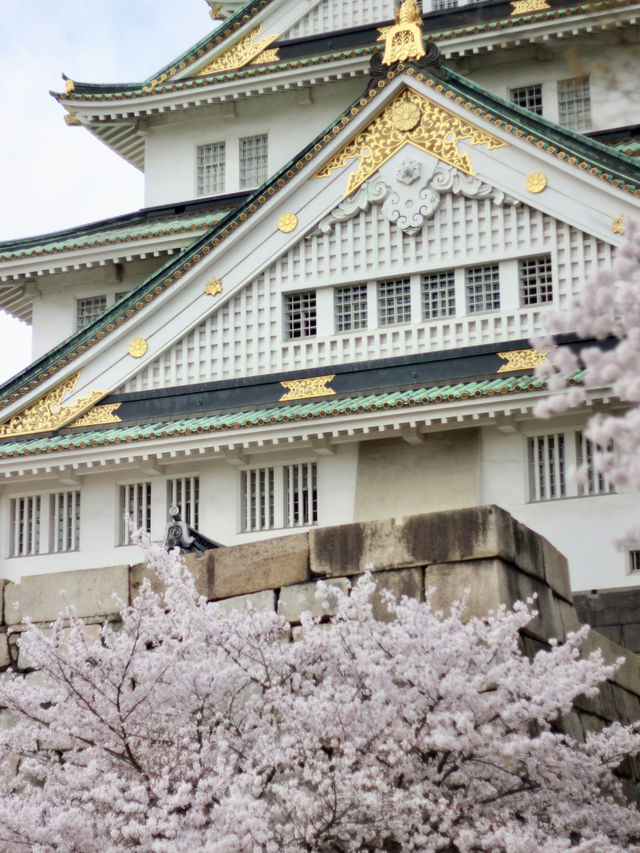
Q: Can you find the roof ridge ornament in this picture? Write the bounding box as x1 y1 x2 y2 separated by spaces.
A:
378 0 426 66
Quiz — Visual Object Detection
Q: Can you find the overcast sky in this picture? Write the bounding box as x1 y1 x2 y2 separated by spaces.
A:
0 0 221 384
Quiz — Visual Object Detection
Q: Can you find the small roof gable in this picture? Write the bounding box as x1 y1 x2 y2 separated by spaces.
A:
4 49 640 428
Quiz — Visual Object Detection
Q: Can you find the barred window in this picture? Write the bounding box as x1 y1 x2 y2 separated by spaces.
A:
510 84 543 115
335 284 368 332
167 477 199 530
119 482 151 545
9 496 41 557
49 491 80 553
241 468 275 532
285 291 316 339
284 463 317 528
629 550 640 574
240 463 317 531
240 134 268 189
576 432 615 496
519 256 553 306
378 279 411 326
422 270 455 319
77 296 107 330
433 0 458 8
465 265 500 313
558 77 591 131
197 142 226 195
528 434 566 501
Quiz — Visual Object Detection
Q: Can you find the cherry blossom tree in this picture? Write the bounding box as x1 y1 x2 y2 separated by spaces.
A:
534 218 640 494
0 537 638 851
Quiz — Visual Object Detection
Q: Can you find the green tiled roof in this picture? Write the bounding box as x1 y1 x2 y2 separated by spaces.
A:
0 372 575 458
0 212 229 262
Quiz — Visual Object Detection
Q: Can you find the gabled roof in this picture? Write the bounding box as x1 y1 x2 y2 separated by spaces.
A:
3 51 640 426
52 0 640 170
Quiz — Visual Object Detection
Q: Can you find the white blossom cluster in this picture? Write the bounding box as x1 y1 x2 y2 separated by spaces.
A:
535 219 640 494
0 538 638 851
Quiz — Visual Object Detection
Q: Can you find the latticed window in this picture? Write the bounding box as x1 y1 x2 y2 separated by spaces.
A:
519 255 553 306
378 279 411 326
465 266 500 313
432 0 458 8
422 271 455 319
77 296 107 330
510 84 543 115
197 142 226 195
558 77 591 131
576 432 615 496
285 291 316 339
284 463 317 528
335 284 368 332
241 468 275 532
9 496 41 557
119 482 151 545
167 477 199 529
528 434 566 501
240 464 317 531
49 491 80 553
239 134 268 189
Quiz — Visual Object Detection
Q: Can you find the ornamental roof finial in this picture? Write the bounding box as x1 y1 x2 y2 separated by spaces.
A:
378 0 426 66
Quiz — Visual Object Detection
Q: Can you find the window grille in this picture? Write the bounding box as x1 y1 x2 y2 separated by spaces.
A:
119 482 151 545
241 468 275 532
77 296 107 330
335 284 368 332
422 270 455 319
519 256 553 306
167 477 199 529
284 463 318 528
49 491 80 553
239 134 268 189
465 265 500 313
528 434 566 501
432 0 458 8
197 142 226 195
557 77 591 131
629 550 640 574
510 84 543 115
285 291 317 339
377 279 411 326
576 432 614 496
9 496 41 557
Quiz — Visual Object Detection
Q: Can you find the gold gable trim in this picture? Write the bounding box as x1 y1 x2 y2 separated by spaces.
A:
313 87 508 196
497 348 553 373
279 375 336 402
68 403 122 428
195 25 280 76
0 372 107 438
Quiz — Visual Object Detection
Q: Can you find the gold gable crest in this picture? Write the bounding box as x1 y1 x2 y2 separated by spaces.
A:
378 0 426 66
314 87 508 197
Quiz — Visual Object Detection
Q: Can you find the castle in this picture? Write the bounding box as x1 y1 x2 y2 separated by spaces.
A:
0 0 639 601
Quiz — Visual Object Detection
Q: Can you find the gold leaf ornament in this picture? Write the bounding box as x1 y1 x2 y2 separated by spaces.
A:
497 348 554 373
0 372 106 437
195 25 280 76
314 87 507 197
279 375 336 401
278 213 298 233
378 0 426 66
128 338 148 358
525 172 547 193
205 278 223 297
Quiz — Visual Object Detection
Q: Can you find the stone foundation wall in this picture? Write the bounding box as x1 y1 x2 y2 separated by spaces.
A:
2 505 640 793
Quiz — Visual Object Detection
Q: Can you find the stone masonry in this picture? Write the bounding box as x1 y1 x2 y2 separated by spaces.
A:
2 505 640 793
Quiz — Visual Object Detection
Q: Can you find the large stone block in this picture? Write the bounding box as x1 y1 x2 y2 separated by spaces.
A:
580 630 640 696
309 517 414 577
277 578 351 623
5 566 129 626
207 532 309 600
540 537 572 602
425 559 511 621
129 552 212 603
367 568 423 622
574 588 640 629
215 589 276 615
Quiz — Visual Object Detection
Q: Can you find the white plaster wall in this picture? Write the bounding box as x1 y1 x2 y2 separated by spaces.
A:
143 82 363 208
460 43 640 132
30 259 163 359
480 424 640 593
0 445 359 582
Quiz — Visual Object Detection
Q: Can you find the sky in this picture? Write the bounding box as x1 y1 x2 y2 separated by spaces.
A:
0 0 222 384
